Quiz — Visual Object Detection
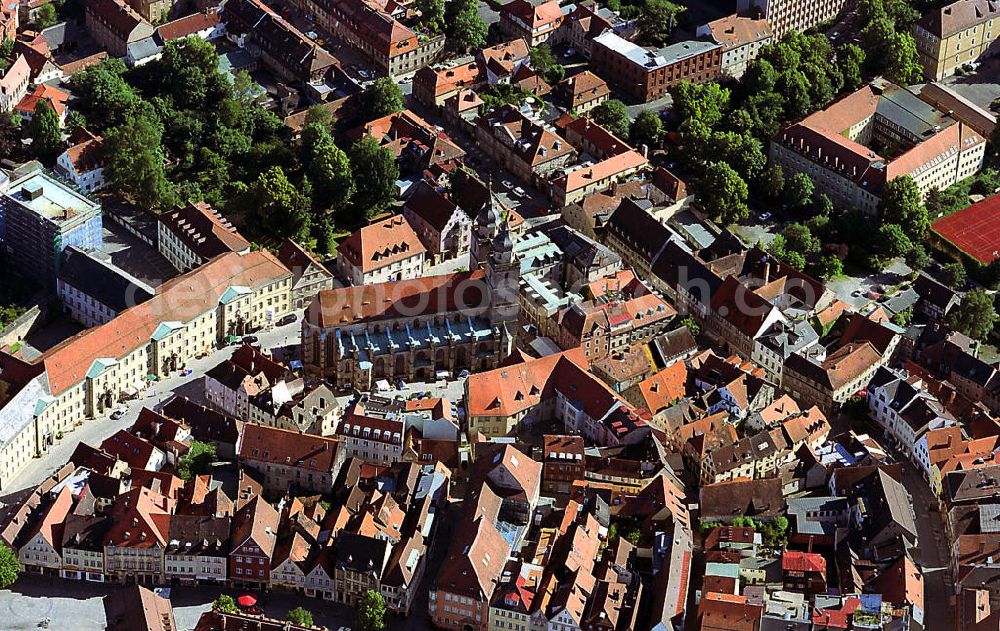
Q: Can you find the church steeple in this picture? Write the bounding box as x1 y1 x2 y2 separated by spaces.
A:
471 178 502 270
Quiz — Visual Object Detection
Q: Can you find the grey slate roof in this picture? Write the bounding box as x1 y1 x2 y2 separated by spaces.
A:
58 246 155 314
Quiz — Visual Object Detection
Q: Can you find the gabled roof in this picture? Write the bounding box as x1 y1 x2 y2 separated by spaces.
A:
159 201 250 261
239 424 342 474
338 215 426 273
307 269 486 327
229 494 278 556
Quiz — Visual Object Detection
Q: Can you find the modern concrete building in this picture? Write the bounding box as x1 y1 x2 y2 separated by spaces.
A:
0 166 103 287
736 0 848 38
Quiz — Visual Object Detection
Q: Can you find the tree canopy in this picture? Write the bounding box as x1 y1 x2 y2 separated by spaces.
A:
591 99 630 140
948 289 998 341
212 595 237 614
357 589 388 631
175 440 215 481
349 136 400 221
695 161 749 225
287 607 314 627
362 78 405 121
28 100 63 164
630 109 662 149
637 0 684 46
447 0 487 53
0 542 18 589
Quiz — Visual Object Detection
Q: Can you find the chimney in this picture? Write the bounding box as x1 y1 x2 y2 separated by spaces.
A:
764 260 771 285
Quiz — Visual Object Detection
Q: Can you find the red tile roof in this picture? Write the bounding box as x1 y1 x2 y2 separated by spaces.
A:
155 10 220 41
782 550 826 573
306 270 487 327
38 250 290 395
159 201 250 261
338 215 426 274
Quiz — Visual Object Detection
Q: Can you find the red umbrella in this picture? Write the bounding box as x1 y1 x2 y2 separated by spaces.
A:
237 594 257 607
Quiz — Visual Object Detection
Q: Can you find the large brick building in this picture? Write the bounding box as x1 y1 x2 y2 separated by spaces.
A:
590 32 722 102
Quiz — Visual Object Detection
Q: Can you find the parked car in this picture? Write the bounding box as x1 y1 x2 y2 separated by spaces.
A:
110 408 125 420
564 47 576 57
458 369 470 378
243 335 259 344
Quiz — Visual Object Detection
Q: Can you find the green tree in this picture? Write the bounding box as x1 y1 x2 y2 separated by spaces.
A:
885 31 923 85
948 289 999 341
905 245 931 272
530 45 560 82
349 136 399 221
710 131 766 180
529 44 564 83
942 262 967 288
783 223 820 254
34 2 57 28
314 214 337 255
287 607 313 627
880 176 929 241
783 172 814 212
357 589 388 631
175 440 216 480
305 104 334 128
28 100 63 164
878 223 913 258
591 99 630 140
630 109 662 149
448 0 487 53
815 254 844 280
105 112 174 210
840 43 866 90
416 0 445 34
783 250 807 271
238 166 312 242
892 307 913 327
300 121 335 165
0 112 20 160
362 77 404 121
212 595 237 614
696 161 749 225
680 317 700 336
310 143 355 211
671 81 729 129
0 543 18 588
756 164 784 200
155 37 231 112
768 233 788 259
69 59 141 131
813 193 834 217
0 37 13 60
637 0 684 46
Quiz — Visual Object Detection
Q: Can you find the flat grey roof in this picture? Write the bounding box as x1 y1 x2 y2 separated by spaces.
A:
877 83 954 138
5 169 101 225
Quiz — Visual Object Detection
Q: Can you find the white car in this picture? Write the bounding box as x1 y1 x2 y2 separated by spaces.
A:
513 186 527 198
306 31 318 40
760 212 772 221
502 179 514 189
564 48 576 57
